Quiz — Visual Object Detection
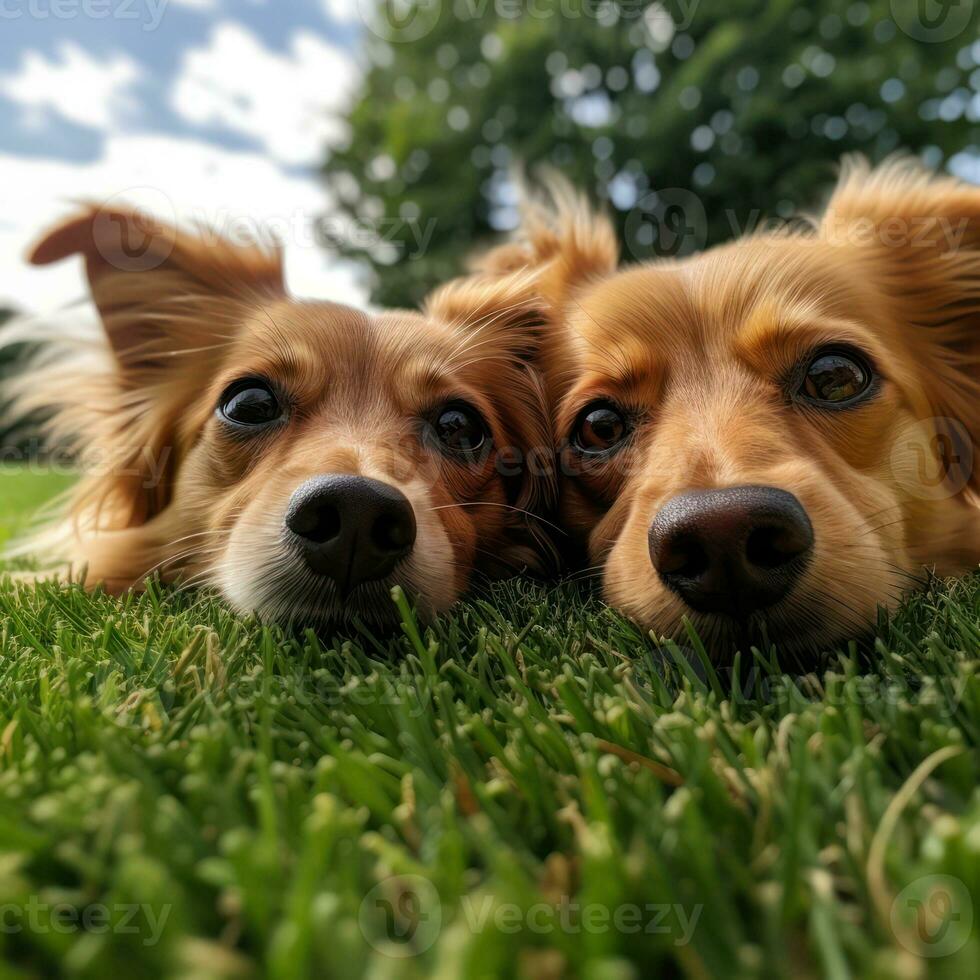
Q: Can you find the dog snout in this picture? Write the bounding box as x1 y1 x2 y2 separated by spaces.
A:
285 475 417 592
648 485 814 618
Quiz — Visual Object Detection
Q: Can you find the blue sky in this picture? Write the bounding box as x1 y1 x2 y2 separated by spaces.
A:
0 0 367 309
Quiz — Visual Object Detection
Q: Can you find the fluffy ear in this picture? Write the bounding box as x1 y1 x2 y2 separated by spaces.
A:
20 204 285 527
28 204 283 366
468 177 619 316
425 179 618 376
424 177 619 350
424 269 546 361
820 158 980 494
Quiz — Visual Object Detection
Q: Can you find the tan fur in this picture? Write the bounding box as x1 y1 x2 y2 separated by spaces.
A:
457 159 980 654
2 204 555 625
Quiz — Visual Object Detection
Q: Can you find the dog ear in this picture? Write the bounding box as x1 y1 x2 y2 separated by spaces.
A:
469 178 619 316
426 180 618 359
424 270 547 362
23 204 285 527
820 158 980 494
28 204 283 367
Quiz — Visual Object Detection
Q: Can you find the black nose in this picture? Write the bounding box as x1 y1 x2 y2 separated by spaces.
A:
648 486 814 618
285 475 417 592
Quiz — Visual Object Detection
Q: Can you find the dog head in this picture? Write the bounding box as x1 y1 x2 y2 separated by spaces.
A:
476 161 980 655
16 205 554 626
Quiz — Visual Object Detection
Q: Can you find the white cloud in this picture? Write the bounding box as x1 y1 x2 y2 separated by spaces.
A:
170 0 218 8
0 135 367 314
0 43 141 132
321 0 361 24
170 22 360 166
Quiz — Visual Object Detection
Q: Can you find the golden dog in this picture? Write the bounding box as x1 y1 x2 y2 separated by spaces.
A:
462 159 980 654
4 205 555 626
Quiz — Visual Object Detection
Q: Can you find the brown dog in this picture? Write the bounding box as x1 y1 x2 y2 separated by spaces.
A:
464 159 980 654
4 205 555 626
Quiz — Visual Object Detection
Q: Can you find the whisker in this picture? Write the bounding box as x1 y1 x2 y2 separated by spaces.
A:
426 501 565 535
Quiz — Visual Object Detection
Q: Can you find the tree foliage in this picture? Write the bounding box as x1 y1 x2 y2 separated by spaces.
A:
322 0 980 307
0 308 27 452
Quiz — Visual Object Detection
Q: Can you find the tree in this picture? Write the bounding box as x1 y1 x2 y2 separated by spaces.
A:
0 308 28 453
322 0 980 307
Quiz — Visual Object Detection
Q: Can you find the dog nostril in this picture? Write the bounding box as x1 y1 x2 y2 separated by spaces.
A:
745 527 792 568
372 513 414 554
746 523 806 569
648 485 814 618
289 503 341 544
655 532 710 578
284 476 418 592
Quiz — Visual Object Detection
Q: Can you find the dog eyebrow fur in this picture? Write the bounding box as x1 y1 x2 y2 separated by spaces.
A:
732 306 886 367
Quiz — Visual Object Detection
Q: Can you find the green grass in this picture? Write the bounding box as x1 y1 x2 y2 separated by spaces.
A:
0 468 74 550
0 468 977 979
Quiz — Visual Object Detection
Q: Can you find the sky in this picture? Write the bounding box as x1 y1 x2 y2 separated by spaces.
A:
0 0 370 312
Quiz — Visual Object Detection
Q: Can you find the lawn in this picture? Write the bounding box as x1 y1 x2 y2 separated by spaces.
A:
0 468 75 551
0 467 977 979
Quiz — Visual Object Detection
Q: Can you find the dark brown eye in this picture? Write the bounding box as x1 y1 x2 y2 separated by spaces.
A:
573 402 630 454
433 402 487 455
800 349 873 406
218 379 283 427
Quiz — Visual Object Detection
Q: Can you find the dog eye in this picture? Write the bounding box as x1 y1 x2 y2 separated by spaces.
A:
218 379 283 427
433 402 487 455
573 402 630 454
800 349 873 406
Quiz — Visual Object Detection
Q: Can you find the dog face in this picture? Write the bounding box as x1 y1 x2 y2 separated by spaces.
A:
478 162 980 655
18 207 553 626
